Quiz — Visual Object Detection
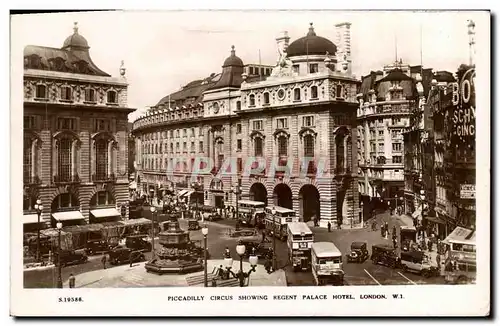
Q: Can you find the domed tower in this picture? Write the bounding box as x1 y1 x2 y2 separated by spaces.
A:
61 22 90 52
286 23 337 58
210 45 244 90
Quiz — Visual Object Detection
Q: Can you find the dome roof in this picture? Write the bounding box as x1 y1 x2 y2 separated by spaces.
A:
286 23 337 57
223 45 243 67
62 22 89 50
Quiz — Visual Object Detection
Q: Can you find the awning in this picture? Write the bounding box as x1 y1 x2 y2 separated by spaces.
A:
23 214 41 224
90 208 121 219
443 227 474 245
411 207 422 220
119 218 151 227
184 190 194 198
425 214 446 225
178 190 189 197
52 210 85 221
129 181 137 190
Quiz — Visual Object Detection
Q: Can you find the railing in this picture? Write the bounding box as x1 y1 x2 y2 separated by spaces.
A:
24 175 41 185
92 173 116 182
53 174 80 184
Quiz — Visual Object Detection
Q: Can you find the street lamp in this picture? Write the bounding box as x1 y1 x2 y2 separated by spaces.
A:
360 201 364 226
34 199 43 262
150 206 157 256
271 206 277 271
201 225 208 287
191 181 201 222
231 184 241 221
400 197 403 215
225 241 259 287
56 221 63 288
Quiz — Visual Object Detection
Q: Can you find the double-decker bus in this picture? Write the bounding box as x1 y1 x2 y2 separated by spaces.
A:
264 206 298 241
311 242 344 286
237 200 266 227
287 222 314 271
444 234 476 284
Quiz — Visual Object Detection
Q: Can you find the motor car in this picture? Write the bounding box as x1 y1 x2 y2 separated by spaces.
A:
56 250 88 267
371 244 400 268
346 241 369 263
188 219 200 231
108 247 146 265
400 250 439 278
230 229 258 238
125 235 152 252
238 240 272 259
84 239 112 256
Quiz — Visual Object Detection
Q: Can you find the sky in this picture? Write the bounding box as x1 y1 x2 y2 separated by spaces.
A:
12 10 484 121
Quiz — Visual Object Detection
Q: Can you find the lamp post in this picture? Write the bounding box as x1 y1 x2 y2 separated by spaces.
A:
201 225 208 287
360 201 364 226
191 181 201 221
400 197 403 215
225 241 259 287
150 206 156 256
56 221 63 288
271 206 277 271
232 184 241 221
34 199 43 262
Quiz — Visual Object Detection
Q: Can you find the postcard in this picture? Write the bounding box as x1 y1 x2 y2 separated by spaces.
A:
10 9 490 317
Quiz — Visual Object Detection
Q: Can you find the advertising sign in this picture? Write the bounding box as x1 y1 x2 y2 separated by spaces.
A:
460 184 476 199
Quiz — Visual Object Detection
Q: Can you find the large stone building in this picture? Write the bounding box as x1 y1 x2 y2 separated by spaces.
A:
133 23 361 228
23 23 134 230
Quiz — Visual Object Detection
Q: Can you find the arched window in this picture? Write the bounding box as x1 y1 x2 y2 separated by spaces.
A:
95 139 108 180
249 94 255 106
51 193 79 212
294 88 301 101
263 92 270 105
311 86 318 99
35 84 47 99
85 88 96 102
58 138 72 182
254 137 263 157
278 136 288 157
303 135 315 157
336 84 343 98
107 90 117 104
61 86 72 101
336 135 346 172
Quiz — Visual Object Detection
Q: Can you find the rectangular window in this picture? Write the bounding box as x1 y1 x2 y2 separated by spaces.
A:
176 130 180 137
199 141 204 153
236 123 242 134
378 143 384 152
170 143 173 153
252 120 263 131
191 141 195 152
277 118 288 129
191 128 195 137
393 156 402 163
61 87 73 101
237 139 242 151
183 142 187 152
183 129 187 137
292 64 300 74
392 143 402 152
57 117 76 130
170 130 174 138
302 115 314 127
294 88 301 101
378 130 384 136
176 142 180 152
378 119 383 124
371 143 376 152
392 118 402 125
199 127 204 136
309 63 319 73
237 158 243 173
94 119 110 132
23 116 36 129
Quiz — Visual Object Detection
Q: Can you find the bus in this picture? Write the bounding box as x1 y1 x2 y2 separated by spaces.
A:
264 206 298 241
237 200 266 227
287 222 314 271
444 236 476 284
311 242 344 286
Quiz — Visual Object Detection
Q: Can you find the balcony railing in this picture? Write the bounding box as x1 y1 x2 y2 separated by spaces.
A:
24 175 41 185
92 173 116 182
53 174 80 184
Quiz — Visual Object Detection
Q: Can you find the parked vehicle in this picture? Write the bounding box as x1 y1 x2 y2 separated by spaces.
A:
125 235 152 252
84 239 112 256
400 251 439 278
371 244 400 268
109 247 146 265
56 250 88 267
188 219 200 231
346 242 369 263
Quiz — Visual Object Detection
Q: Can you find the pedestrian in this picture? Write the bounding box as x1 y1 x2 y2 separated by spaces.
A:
392 237 397 248
101 254 107 269
384 221 389 233
381 224 385 237
327 221 331 232
129 251 134 267
224 247 231 259
436 253 441 268
68 273 76 288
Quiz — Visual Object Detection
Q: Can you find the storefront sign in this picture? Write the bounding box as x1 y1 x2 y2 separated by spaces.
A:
450 68 476 139
460 184 476 199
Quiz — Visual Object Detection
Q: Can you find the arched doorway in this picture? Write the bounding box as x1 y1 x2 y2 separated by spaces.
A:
299 185 320 222
249 183 268 205
273 183 293 209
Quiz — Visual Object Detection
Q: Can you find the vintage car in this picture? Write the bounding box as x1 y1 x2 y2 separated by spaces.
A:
346 241 369 263
84 239 112 256
230 229 258 238
400 251 440 278
188 219 200 231
56 250 88 267
125 235 152 252
109 247 146 266
371 244 400 269
238 240 272 259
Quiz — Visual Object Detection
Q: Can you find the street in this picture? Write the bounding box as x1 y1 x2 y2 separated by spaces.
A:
24 211 446 288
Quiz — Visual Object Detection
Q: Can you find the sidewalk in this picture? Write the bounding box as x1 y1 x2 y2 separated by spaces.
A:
64 259 287 288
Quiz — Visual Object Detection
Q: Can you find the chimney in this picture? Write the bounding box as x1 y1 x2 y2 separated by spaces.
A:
276 31 290 61
335 22 352 74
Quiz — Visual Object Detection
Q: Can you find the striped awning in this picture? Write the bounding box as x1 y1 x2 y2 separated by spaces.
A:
52 210 85 221
90 208 121 218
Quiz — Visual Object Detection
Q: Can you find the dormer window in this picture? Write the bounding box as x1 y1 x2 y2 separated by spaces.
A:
85 88 96 103
61 86 73 101
106 90 117 104
249 94 255 107
263 92 270 105
309 63 319 73
311 86 318 99
35 84 47 99
336 85 344 99
293 88 301 101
